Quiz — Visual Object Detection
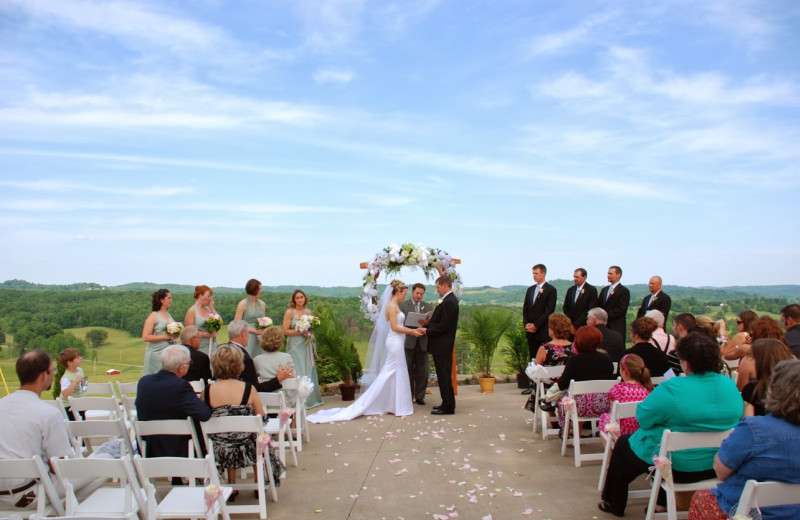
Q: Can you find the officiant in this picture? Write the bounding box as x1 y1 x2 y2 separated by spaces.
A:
399 283 433 405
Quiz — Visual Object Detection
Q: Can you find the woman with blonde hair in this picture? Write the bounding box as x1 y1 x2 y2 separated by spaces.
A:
282 289 323 409
185 285 218 356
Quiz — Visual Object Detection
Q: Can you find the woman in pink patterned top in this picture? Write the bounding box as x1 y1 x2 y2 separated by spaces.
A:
598 354 653 436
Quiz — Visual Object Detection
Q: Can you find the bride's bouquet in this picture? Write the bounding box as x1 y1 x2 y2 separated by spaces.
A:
205 314 223 333
256 316 274 329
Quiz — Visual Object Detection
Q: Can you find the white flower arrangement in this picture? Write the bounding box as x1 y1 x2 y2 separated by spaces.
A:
166 321 184 335
256 316 274 329
360 242 463 321
293 314 320 333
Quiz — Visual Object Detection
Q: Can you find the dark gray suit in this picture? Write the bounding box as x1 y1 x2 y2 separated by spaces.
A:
399 298 432 402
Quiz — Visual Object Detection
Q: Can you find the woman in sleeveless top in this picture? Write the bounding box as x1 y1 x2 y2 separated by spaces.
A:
282 290 323 409
203 344 284 495
141 289 178 375
185 284 218 356
234 278 267 359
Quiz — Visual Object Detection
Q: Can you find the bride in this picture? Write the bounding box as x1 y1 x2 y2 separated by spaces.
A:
308 280 424 423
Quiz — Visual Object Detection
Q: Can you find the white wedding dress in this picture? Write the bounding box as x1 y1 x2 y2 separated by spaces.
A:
308 311 413 423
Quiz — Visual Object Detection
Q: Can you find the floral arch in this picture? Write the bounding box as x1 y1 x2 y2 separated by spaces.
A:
359 243 462 322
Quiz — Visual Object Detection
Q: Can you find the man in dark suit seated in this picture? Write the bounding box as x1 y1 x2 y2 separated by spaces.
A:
587 307 625 362
136 345 212 464
180 325 212 384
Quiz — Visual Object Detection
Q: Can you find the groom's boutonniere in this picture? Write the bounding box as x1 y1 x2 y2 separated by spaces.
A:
436 298 443 307
580 288 585 295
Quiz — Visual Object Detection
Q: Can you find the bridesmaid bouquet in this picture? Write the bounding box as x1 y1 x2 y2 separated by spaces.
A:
166 322 184 335
294 314 320 333
256 317 274 329
205 314 223 333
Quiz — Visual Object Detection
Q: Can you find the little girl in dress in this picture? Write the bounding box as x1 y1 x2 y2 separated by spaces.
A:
598 354 653 436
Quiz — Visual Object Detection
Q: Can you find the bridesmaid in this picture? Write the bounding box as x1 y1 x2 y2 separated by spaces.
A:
141 289 178 375
185 285 218 356
282 290 324 409
234 278 267 359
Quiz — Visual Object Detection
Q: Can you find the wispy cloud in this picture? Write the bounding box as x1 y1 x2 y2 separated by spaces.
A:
371 0 441 36
313 67 355 85
528 12 615 56
0 179 194 197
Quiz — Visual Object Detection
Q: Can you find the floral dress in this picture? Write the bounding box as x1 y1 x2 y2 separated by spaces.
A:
541 342 573 366
597 381 651 435
204 382 285 483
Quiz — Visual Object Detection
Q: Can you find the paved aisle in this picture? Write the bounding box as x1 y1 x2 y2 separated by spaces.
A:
255 383 643 519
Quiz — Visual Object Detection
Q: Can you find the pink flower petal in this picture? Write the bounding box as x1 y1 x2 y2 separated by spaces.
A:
388 458 402 463
482 515 492 520
513 491 523 497
522 509 533 515
349 494 358 499
326 469 334 474
395 468 408 476
468 496 478 504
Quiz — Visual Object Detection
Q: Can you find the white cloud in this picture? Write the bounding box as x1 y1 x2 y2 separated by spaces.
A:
528 12 614 56
313 68 355 85
0 179 194 197
535 72 611 99
371 0 440 36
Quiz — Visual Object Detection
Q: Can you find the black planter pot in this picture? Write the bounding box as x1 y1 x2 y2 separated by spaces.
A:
340 383 357 401
516 372 530 389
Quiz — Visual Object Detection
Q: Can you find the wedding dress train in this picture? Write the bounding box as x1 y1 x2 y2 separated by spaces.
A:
307 311 413 423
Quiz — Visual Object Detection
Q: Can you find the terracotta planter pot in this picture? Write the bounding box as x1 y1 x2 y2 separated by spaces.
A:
477 376 496 394
339 383 358 401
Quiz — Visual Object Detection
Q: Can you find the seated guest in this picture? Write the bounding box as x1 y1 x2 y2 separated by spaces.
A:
598 354 653 437
598 332 743 517
221 320 293 392
736 316 788 390
136 345 212 460
671 312 696 342
180 325 212 383
588 308 625 362
688 359 800 520
720 310 757 360
625 317 671 377
741 338 795 417
646 310 675 354
253 327 293 383
780 304 800 358
554 326 615 429
534 312 574 366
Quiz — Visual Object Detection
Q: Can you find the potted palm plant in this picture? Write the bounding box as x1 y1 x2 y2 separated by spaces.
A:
461 308 514 393
501 319 531 388
312 305 362 400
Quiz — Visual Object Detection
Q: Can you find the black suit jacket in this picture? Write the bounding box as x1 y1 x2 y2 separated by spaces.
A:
522 282 557 344
636 291 672 323
183 345 212 383
136 370 212 457
225 342 282 393
596 324 625 363
563 283 599 329
426 293 459 358
598 284 630 338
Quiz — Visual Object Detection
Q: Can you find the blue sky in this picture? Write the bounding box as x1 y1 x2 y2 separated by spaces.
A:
1 0 798 289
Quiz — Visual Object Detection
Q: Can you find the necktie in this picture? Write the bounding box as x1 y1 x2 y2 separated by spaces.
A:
605 286 611 302
532 285 540 304
648 294 655 308
574 285 581 303
415 302 420 313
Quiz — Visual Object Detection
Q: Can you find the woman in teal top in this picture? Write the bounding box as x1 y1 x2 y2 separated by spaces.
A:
234 278 267 359
599 332 743 517
282 289 324 409
184 285 218 356
142 289 179 375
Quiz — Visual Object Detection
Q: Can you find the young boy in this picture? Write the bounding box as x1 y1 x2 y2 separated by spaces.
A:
58 347 86 420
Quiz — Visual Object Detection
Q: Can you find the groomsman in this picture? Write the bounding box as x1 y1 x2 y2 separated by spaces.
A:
636 275 672 323
563 267 599 333
399 283 432 405
598 266 630 340
522 264 556 394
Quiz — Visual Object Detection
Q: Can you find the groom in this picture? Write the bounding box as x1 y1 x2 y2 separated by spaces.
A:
421 275 459 415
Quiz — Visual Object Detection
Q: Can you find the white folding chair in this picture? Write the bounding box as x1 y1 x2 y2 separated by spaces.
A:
67 396 124 423
188 380 206 396
651 376 668 386
279 378 310 451
531 365 566 439
734 479 800 518
723 358 739 381
116 383 138 422
80 383 119 420
560 379 617 467
64 418 134 458
644 428 734 520
50 455 145 518
133 454 231 520
597 400 643 490
201 416 273 519
258 392 298 468
30 513 138 520
0 455 65 517
132 417 203 460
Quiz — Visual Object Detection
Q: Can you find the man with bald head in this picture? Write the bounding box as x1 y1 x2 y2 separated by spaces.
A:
636 276 672 323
